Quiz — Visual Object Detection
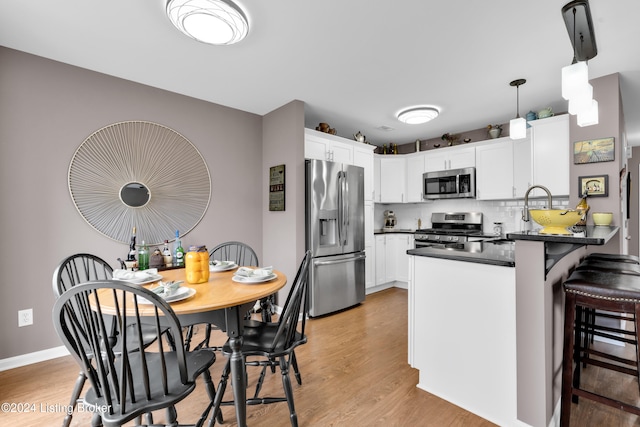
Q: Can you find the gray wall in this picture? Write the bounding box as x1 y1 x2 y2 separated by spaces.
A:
569 73 626 254
0 47 298 359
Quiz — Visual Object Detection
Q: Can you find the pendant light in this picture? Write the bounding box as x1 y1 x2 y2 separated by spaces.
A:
166 0 249 45
509 79 527 140
561 0 599 126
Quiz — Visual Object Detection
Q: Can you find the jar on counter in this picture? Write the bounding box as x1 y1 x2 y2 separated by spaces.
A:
185 245 210 284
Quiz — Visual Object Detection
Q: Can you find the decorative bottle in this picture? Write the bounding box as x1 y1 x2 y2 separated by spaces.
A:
185 245 210 284
575 192 590 226
162 240 173 268
173 230 185 267
138 241 149 271
127 226 137 262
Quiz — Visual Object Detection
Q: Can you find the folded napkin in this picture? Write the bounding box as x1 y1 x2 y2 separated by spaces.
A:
151 280 183 297
113 268 158 282
235 266 273 277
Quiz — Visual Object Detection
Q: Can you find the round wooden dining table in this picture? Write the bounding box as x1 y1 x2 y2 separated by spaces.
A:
98 267 287 427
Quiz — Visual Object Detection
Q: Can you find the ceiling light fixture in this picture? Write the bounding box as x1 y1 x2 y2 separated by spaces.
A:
509 79 527 140
166 0 249 45
396 107 439 125
561 0 598 126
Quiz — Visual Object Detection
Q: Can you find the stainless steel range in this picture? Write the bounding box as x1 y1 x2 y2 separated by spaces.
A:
414 212 483 248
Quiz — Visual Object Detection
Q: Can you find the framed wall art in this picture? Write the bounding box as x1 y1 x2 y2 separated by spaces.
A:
578 174 608 197
269 164 285 211
573 137 615 164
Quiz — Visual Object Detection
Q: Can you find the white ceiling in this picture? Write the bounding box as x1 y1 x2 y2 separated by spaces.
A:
2 0 640 147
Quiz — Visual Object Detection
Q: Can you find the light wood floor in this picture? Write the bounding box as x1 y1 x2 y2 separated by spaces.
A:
1 288 639 426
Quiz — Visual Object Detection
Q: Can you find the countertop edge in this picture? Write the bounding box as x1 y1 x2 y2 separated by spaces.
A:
506 226 619 245
407 248 515 267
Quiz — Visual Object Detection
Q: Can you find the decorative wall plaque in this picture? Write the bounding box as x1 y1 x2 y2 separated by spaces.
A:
269 164 285 211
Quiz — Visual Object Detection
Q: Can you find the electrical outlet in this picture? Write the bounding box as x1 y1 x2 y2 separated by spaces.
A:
18 309 33 327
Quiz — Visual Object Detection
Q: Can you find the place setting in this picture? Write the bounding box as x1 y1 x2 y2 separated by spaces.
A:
112 268 163 285
209 259 239 272
232 266 277 284
138 280 195 304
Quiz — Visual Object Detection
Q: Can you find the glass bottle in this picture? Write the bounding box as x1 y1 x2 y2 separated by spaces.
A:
382 144 388 154
162 240 173 268
173 230 185 267
185 245 210 284
393 143 398 154
127 226 137 262
575 192 590 226
138 241 149 271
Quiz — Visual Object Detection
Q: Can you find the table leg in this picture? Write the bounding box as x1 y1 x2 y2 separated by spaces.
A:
225 307 247 427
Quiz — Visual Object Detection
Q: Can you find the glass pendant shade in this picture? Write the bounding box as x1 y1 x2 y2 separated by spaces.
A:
567 83 593 115
577 99 599 127
510 117 527 140
562 61 589 101
166 0 249 45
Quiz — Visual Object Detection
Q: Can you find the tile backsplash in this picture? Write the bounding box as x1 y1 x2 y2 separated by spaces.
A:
375 197 570 235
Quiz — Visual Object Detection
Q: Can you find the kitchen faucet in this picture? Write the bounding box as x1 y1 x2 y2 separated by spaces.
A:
522 185 553 222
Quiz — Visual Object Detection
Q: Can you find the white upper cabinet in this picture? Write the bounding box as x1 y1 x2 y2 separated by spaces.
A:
353 145 375 201
475 134 533 200
304 128 353 164
305 128 375 201
512 135 533 199
425 145 475 172
376 156 407 203
529 114 570 197
475 137 515 200
406 153 427 202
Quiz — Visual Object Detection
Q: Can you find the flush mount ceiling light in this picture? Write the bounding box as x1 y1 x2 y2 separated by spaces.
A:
166 0 249 45
509 79 527 140
396 107 439 125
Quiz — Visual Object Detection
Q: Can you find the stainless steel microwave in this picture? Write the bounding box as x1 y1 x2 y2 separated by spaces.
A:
423 167 476 200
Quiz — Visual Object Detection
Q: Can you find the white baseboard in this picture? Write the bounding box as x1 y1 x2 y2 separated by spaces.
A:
0 346 69 372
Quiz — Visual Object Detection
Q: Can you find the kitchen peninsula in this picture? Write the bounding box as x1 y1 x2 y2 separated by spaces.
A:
407 226 619 427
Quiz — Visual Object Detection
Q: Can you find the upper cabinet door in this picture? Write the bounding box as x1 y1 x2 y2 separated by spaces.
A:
475 140 514 200
379 157 406 203
406 153 426 202
529 115 570 197
425 146 475 172
353 146 375 201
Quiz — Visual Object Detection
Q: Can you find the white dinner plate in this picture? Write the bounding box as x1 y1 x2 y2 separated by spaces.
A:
125 273 163 285
209 261 238 272
137 287 196 304
232 273 277 284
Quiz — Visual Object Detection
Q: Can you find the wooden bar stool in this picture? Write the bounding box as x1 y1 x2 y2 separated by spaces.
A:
561 270 640 425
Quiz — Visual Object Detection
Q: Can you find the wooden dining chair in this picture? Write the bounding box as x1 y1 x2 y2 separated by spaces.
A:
208 250 311 427
51 253 174 427
52 280 217 427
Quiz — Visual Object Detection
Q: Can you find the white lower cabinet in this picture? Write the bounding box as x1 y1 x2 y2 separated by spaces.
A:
373 233 413 288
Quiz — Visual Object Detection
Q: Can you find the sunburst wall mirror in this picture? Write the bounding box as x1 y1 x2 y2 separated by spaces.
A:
68 121 211 245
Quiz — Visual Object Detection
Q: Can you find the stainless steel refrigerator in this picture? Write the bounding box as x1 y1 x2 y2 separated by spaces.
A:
305 159 366 317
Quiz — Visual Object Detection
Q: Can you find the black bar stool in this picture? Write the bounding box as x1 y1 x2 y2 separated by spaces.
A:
561 270 640 425
584 252 640 264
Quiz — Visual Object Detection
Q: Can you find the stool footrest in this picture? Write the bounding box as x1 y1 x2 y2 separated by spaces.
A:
572 387 640 417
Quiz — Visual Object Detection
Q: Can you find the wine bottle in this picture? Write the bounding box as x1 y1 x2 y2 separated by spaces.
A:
138 241 149 270
173 230 185 267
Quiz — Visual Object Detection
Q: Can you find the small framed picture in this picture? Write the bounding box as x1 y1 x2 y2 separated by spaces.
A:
573 137 615 164
578 175 608 197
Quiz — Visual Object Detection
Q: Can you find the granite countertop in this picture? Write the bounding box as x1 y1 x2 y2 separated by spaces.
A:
407 239 515 267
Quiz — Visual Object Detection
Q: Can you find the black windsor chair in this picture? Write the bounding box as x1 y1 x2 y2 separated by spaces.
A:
52 280 217 427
